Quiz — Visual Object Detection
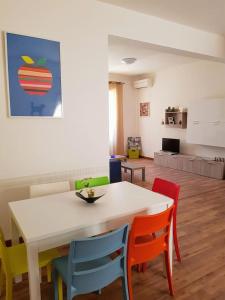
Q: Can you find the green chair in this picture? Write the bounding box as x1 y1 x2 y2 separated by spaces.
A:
75 176 109 190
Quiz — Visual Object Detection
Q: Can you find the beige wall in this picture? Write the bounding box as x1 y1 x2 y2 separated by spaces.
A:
136 61 225 158
109 74 138 151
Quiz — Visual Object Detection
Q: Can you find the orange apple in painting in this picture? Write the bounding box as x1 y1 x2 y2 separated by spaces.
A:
18 56 53 96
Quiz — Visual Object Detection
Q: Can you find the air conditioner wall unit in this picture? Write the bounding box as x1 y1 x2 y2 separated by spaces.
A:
133 78 152 89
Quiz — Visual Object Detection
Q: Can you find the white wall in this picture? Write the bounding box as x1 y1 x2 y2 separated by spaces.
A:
109 74 138 151
0 0 109 180
136 61 225 158
0 0 225 238
0 0 110 238
1 0 223 180
100 2 225 62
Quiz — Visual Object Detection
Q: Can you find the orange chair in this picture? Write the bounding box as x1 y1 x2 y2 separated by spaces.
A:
127 205 174 299
152 177 181 262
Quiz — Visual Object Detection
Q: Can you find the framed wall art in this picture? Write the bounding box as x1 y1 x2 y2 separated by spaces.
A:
5 32 62 117
140 102 150 117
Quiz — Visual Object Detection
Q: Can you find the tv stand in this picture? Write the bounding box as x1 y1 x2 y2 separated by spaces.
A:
154 152 225 180
160 151 178 155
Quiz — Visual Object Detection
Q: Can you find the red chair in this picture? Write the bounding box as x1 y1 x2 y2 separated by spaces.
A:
127 206 175 300
152 177 181 262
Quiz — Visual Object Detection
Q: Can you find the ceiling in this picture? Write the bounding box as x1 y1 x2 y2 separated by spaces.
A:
100 0 225 36
109 36 199 75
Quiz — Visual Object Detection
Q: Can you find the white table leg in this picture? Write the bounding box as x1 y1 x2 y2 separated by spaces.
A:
11 217 20 245
27 243 41 300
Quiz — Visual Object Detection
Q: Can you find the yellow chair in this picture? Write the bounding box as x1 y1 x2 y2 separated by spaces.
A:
0 229 60 300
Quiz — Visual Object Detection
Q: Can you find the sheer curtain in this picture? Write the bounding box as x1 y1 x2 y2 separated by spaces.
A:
109 82 124 155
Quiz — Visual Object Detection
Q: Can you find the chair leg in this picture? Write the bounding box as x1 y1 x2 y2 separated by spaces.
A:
0 265 5 295
122 273 129 300
127 265 133 300
47 264 52 282
58 275 63 300
164 251 174 296
53 268 59 300
5 276 13 300
137 264 142 273
141 262 147 272
173 223 181 262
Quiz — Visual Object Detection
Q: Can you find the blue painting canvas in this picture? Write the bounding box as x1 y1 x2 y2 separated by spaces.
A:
5 33 62 117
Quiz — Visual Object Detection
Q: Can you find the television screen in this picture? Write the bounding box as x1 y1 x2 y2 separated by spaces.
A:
162 138 180 153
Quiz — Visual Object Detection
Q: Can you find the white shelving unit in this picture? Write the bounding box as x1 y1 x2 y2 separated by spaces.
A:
187 99 225 147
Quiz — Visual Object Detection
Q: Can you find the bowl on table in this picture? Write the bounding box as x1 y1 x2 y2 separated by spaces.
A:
75 188 105 204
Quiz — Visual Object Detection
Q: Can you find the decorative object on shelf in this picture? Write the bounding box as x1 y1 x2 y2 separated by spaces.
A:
161 119 165 125
140 102 150 116
166 106 172 112
5 32 62 117
168 116 175 125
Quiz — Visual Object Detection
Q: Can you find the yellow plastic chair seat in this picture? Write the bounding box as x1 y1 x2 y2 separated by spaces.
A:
0 227 61 299
7 243 60 276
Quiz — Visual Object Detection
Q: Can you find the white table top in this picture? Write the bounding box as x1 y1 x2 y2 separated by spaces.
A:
9 181 173 244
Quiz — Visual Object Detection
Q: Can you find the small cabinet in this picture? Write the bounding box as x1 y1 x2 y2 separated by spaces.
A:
182 156 195 172
201 160 225 179
154 152 169 167
167 155 179 169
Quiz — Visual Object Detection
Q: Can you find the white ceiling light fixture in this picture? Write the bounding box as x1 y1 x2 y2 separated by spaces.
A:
121 57 137 64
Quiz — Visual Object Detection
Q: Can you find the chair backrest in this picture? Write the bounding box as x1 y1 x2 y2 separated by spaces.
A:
67 224 129 297
128 206 174 265
152 178 180 208
29 181 70 198
74 176 109 190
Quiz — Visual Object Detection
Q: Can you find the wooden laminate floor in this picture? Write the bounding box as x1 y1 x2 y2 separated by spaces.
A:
2 159 225 300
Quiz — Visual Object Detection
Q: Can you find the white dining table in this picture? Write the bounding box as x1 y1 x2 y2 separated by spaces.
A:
9 181 173 300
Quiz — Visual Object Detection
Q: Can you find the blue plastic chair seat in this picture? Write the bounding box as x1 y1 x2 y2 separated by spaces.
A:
53 255 112 283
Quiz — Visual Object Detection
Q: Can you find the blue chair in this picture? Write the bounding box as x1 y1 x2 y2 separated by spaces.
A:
52 224 129 300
